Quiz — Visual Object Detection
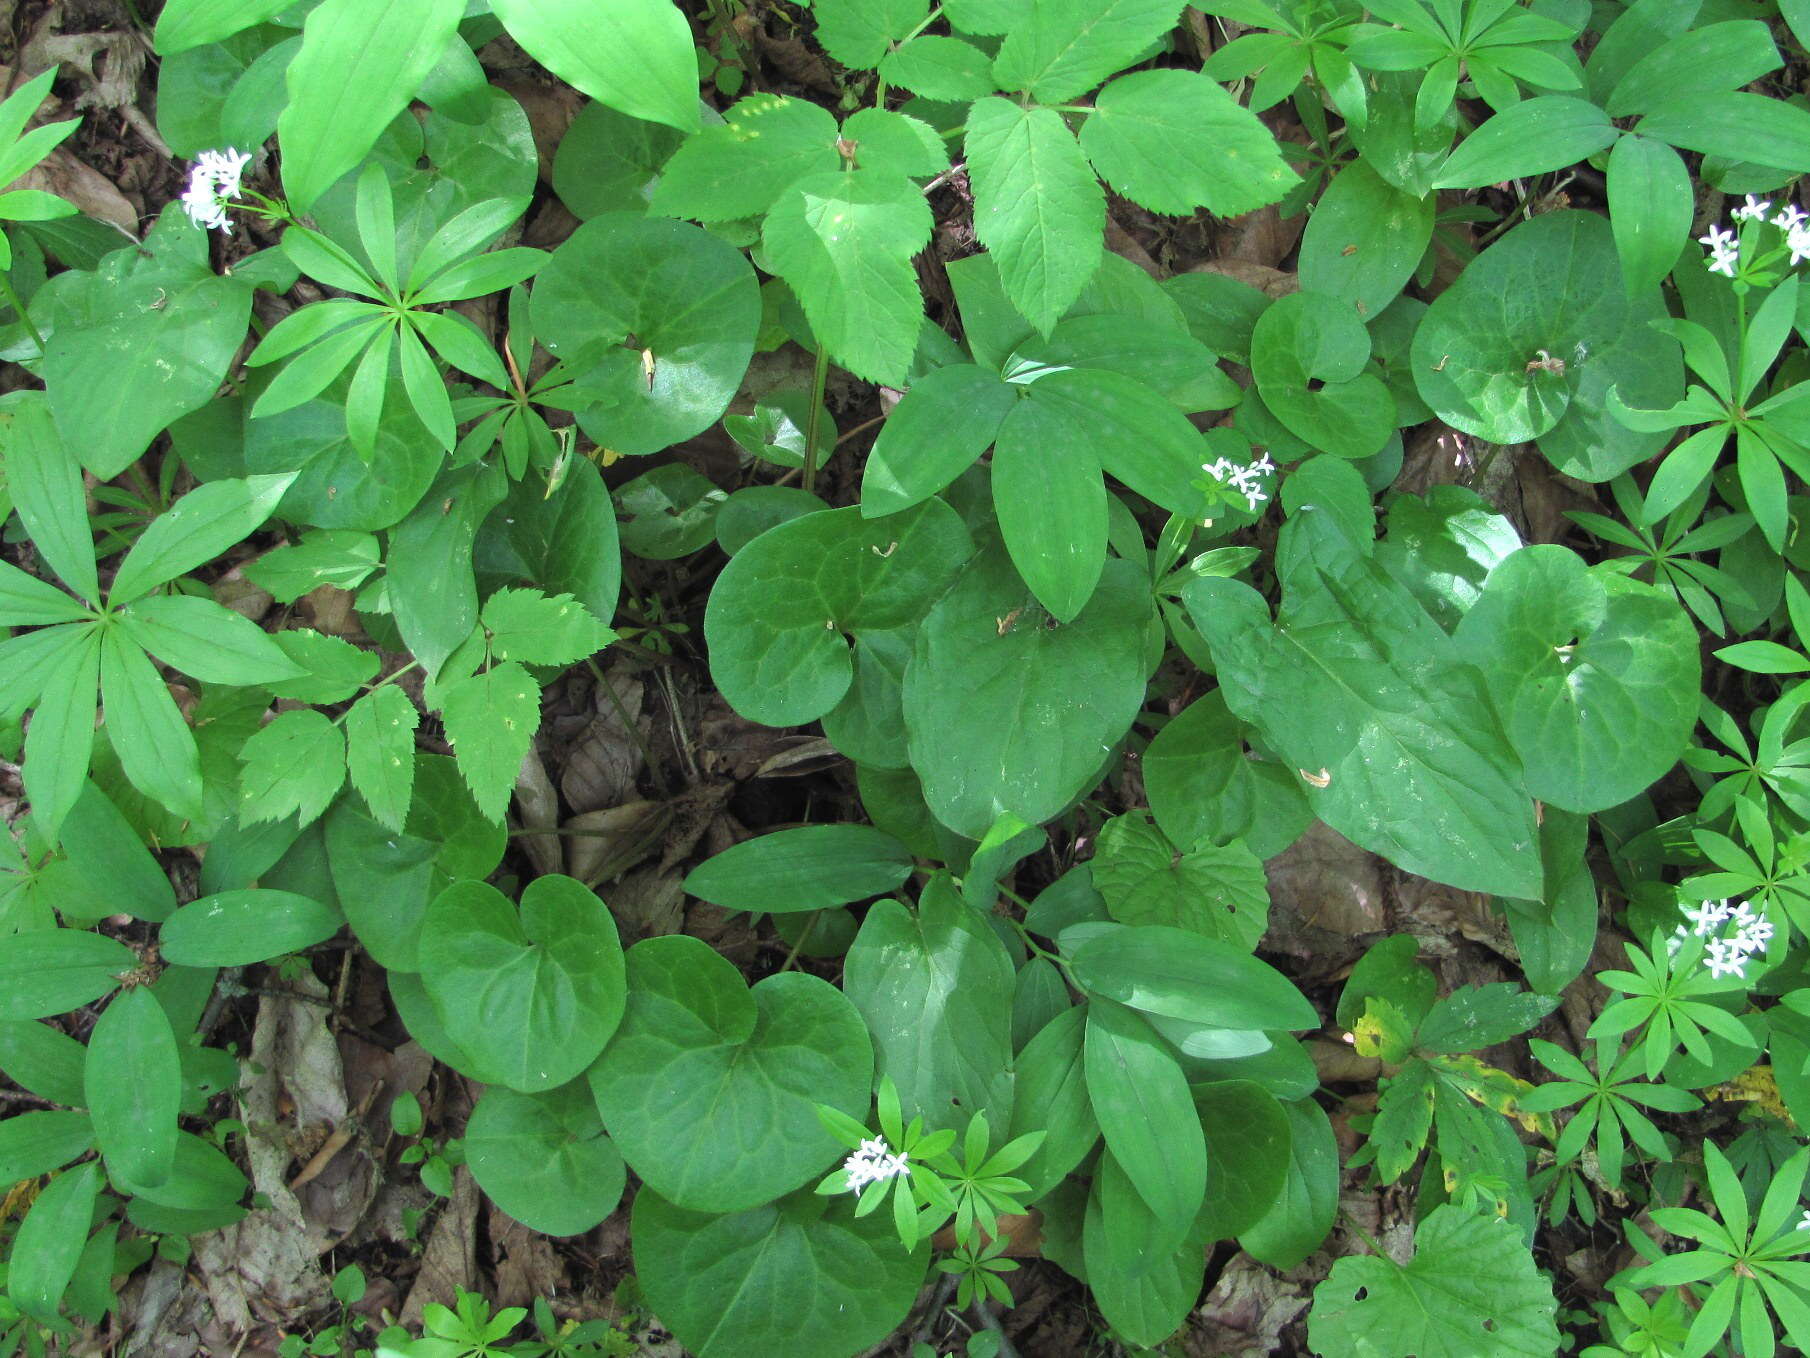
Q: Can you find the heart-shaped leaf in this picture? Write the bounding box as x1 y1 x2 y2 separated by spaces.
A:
704 500 972 727
903 548 1154 838
1410 210 1682 478
466 1082 626 1237
633 1187 923 1358
1250 291 1396 460
1453 545 1699 812
531 213 759 456
419 873 626 1091
588 934 872 1212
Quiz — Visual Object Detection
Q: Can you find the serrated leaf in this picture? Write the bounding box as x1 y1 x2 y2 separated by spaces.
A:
813 0 931 68
237 708 347 826
762 168 931 386
1309 1206 1559 1356
1090 811 1270 948
438 660 540 822
965 97 1103 334
992 0 1186 103
480 587 612 666
343 686 418 831
879 34 997 100
652 94 838 221
1079 69 1297 217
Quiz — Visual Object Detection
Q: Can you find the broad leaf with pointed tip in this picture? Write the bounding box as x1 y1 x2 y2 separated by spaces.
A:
589 935 871 1212
1188 562 1542 899
904 548 1153 838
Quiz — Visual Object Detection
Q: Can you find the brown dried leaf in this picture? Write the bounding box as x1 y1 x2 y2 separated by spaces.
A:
564 799 673 888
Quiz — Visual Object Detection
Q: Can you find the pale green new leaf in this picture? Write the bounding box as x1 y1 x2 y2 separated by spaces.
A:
762 168 931 386
1309 1206 1559 1356
992 0 1187 103
238 709 347 826
492 0 699 133
154 0 293 53
344 686 419 832
438 661 540 821
965 98 1102 334
1079 69 1298 217
480 587 612 667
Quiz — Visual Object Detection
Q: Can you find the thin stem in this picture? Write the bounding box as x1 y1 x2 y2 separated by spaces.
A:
0 267 45 355
779 913 819 972
585 655 669 795
332 658 421 727
803 341 831 494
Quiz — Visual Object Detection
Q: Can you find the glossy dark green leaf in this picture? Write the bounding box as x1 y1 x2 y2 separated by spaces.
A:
1238 1098 1339 1269
1250 290 1395 460
1193 1079 1291 1241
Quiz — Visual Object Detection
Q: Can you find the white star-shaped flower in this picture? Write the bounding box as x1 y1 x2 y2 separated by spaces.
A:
1777 203 1809 232
1704 938 1748 980
1683 899 1730 936
1732 195 1773 223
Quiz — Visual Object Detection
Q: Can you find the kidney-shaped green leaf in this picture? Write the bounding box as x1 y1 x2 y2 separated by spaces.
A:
531 213 759 457
633 1187 923 1358
1453 545 1699 812
588 934 872 1213
466 1082 626 1237
705 500 972 727
1411 210 1681 478
1250 290 1396 460
418 873 626 1092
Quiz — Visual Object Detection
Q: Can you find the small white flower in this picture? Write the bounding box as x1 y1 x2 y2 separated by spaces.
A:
1800 1207 1810 1231
1684 899 1731 936
181 147 252 234
1708 246 1740 278
1704 937 1748 980
842 1137 909 1193
1736 916 1774 952
1777 203 1809 232
1788 224 1810 268
1732 195 1773 223
1700 224 1738 253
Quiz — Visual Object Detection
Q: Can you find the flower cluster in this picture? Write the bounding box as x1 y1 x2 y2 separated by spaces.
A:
1666 897 1772 980
181 147 251 234
1202 451 1276 513
1700 195 1810 278
841 1136 909 1193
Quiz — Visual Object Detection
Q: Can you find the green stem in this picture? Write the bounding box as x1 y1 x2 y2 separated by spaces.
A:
803 341 831 494
0 268 45 356
779 913 819 973
333 658 421 726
